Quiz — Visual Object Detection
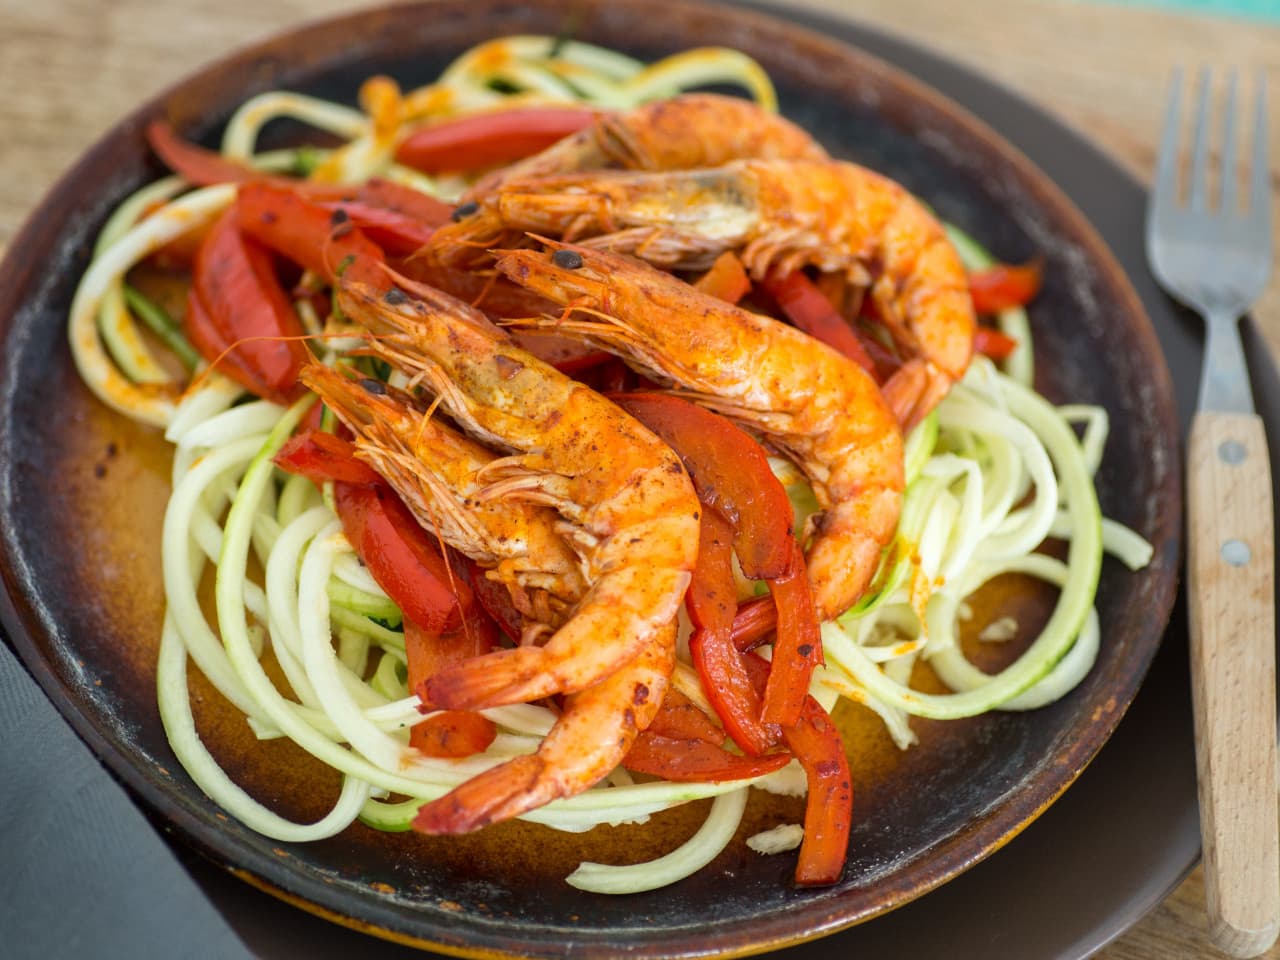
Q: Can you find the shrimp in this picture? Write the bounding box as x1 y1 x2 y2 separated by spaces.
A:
494 240 904 622
333 274 700 710
413 633 673 833
470 93 827 190
306 277 698 830
297 364 584 632
468 158 976 424
431 94 828 268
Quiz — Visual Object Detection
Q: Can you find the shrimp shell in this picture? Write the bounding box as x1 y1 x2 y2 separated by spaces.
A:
432 94 829 268
412 631 673 832
297 364 584 627
334 276 700 709
471 92 827 191
480 158 975 387
494 240 904 621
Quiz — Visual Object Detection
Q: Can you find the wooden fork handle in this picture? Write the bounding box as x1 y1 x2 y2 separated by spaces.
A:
1188 411 1280 957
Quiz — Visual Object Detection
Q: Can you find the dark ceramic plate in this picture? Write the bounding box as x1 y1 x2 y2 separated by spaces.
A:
0 1 1185 957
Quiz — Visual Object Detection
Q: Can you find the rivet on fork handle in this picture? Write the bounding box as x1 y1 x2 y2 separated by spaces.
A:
1188 412 1279 958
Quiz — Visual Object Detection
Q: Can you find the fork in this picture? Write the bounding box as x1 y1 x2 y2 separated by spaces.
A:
1147 67 1279 958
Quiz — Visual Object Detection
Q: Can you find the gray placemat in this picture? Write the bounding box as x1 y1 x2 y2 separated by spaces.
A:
0 641 253 959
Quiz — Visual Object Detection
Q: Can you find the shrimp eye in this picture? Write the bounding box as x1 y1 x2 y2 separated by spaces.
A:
552 249 584 270
451 201 480 222
359 378 387 396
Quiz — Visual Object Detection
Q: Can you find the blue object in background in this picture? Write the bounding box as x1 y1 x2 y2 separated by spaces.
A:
1094 0 1280 21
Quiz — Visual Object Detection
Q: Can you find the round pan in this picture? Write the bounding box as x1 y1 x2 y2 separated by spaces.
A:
0 1 1180 956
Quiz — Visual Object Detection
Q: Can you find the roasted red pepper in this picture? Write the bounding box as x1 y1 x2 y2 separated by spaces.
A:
236 182 390 291
394 107 596 174
273 433 497 756
612 392 794 580
623 732 791 782
273 430 383 487
694 251 751 305
741 654 851 886
318 201 436 257
645 688 728 745
189 209 312 402
968 261 1042 315
973 326 1019 361
686 508 780 756
182 286 273 397
146 120 267 186
146 122 452 230
404 619 497 758
350 178 455 227
617 392 821 730
760 269 880 380
332 482 464 635
466 558 527 642
760 541 823 727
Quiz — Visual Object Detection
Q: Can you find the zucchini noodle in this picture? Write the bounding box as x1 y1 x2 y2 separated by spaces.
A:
67 34 1155 894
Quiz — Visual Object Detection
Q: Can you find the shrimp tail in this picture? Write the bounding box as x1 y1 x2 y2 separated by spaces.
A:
413 755 555 833
414 635 673 833
421 645 561 709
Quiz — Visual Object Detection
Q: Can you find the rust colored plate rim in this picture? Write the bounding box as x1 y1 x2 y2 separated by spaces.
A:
0 1 1181 957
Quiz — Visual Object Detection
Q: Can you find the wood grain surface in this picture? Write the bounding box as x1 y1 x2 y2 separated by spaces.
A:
1188 412 1279 956
3 0 1279 957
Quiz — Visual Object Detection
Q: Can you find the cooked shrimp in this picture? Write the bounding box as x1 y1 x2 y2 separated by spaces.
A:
413 630 673 832
333 274 700 709
298 364 584 632
431 94 828 268
471 93 827 190
471 158 976 423
495 240 904 621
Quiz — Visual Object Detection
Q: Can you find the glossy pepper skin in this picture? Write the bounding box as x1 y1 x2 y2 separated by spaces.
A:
393 107 596 174
615 392 821 728
187 209 312 403
273 430 497 758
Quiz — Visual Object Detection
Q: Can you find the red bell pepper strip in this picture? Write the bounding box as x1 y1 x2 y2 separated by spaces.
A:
351 178 454 227
146 120 267 186
318 201 435 257
687 508 780 756
190 209 312 403
404 619 497 758
466 558 527 643
968 261 1042 315
271 432 497 756
611 393 794 581
623 732 791 782
146 122 452 224
973 326 1019 361
731 595 776 651
760 541 823 728
182 286 275 398
394 107 597 174
332 481 465 634
780 693 852 885
236 182 390 292
645 688 728 745
694 251 751 305
617 392 821 730
741 654 852 887
273 430 384 487
760 269 880 381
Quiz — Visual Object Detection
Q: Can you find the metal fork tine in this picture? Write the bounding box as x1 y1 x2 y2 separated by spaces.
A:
1220 69 1239 213
1251 70 1271 236
1153 66 1184 214
1189 67 1213 211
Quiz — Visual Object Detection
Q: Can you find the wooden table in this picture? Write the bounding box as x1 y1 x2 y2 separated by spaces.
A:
3 0 1278 956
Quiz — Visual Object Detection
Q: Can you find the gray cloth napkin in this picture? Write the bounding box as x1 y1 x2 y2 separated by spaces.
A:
0 640 253 959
